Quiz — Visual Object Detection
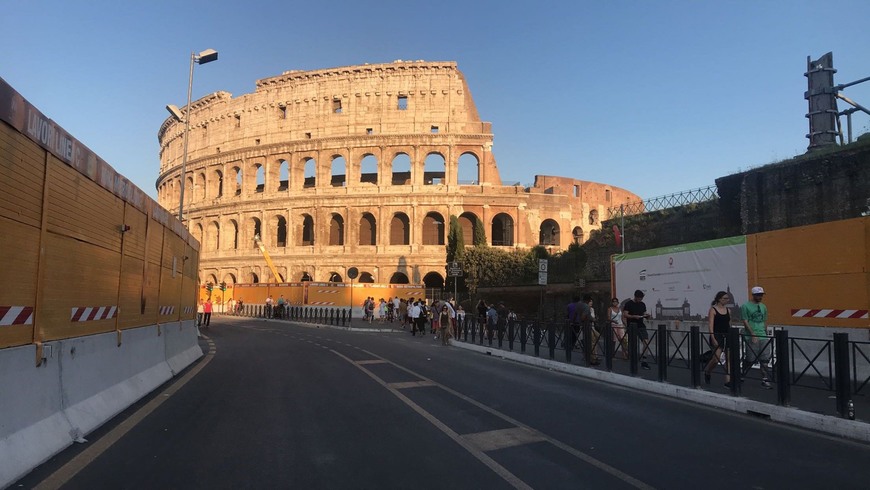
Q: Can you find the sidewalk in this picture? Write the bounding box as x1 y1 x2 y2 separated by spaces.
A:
448 337 870 443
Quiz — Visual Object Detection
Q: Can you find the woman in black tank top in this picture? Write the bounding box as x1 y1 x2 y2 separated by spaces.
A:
704 291 733 386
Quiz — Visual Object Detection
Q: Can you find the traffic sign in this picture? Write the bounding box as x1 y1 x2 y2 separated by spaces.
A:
538 259 548 273
447 261 463 277
538 272 548 285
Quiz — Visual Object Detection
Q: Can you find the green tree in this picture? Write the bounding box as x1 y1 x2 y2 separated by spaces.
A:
446 215 466 292
473 216 487 247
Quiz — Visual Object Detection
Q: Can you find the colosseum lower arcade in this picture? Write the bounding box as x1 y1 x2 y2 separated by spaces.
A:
156 61 640 288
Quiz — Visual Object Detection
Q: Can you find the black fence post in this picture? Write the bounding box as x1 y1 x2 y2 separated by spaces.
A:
565 323 574 364
533 322 541 357
583 322 594 367
728 327 741 396
774 329 791 406
520 320 527 353
603 322 614 372
834 333 852 419
690 326 701 388
497 323 504 349
508 320 515 351
658 324 668 382
548 322 556 360
628 323 639 376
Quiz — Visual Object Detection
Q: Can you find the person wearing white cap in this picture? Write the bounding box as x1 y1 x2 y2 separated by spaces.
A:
741 286 773 389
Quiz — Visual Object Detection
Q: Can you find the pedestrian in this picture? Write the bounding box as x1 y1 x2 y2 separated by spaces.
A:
741 286 773 389
622 289 652 370
378 298 386 323
704 291 733 387
398 299 408 329
430 300 441 338
477 299 488 338
455 305 466 337
265 295 274 319
227 297 236 316
203 298 213 327
277 295 286 319
196 300 204 326
608 298 629 359
408 300 421 335
567 295 580 348
583 294 601 365
366 297 375 323
486 302 498 341
439 304 451 345
496 301 508 340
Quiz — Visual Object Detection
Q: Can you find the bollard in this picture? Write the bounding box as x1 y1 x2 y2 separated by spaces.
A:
834 333 852 418
774 329 791 406
657 324 668 382
728 327 741 396
628 323 639 376
690 326 701 388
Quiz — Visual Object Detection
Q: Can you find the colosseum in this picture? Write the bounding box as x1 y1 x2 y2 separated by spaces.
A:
156 60 640 289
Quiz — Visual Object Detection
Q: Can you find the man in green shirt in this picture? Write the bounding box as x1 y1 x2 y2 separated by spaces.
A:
741 286 772 389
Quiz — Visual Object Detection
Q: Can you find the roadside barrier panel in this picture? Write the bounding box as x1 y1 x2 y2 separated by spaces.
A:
163 320 203 375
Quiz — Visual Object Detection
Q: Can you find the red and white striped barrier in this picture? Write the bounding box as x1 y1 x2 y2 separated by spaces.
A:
70 306 117 322
0 306 34 326
159 306 175 315
315 290 339 294
791 309 869 320
183 306 194 314
309 301 336 305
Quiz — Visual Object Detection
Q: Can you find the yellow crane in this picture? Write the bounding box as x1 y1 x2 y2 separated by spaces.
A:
253 233 283 283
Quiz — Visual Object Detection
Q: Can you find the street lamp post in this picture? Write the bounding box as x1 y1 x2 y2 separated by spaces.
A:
167 48 218 224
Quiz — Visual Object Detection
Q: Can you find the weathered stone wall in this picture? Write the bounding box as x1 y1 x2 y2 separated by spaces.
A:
717 140 870 234
155 61 640 287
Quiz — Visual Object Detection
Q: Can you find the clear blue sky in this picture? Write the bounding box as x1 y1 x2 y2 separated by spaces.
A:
3 1 869 201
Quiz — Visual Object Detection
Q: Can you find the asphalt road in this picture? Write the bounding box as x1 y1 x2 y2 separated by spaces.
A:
18 316 870 489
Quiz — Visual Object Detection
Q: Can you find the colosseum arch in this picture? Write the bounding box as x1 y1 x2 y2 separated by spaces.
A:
300 272 312 282
360 154 378 185
205 273 218 286
228 219 239 249
330 155 346 187
458 152 480 184
458 212 481 244
195 172 206 201
572 226 584 245
359 212 377 246
250 271 259 284
185 176 194 203
588 209 599 226
359 272 375 283
391 153 411 185
492 213 514 246
390 212 410 245
328 271 343 283
254 164 265 193
424 152 445 185
210 169 223 198
223 273 237 285
390 272 410 284
273 215 288 247
298 214 315 246
229 166 242 196
277 160 289 191
206 221 220 251
422 212 445 245
248 217 262 249
329 214 345 245
303 158 316 188
423 271 444 289
193 223 204 248
539 219 560 246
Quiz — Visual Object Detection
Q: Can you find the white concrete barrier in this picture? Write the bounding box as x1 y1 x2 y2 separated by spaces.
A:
0 322 203 489
164 320 203 375
0 342 70 488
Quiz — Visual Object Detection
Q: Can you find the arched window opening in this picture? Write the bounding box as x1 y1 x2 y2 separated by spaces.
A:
390 213 410 245
276 216 287 247
250 272 259 284
213 170 223 198
196 173 206 201
390 272 410 284
423 272 444 289
589 209 599 226
230 220 239 250
278 160 289 191
359 272 375 283
255 165 265 193
422 212 445 245
329 214 345 245
539 219 560 246
303 158 316 188
223 273 237 286
360 154 378 184
492 213 514 246
423 153 445 185
299 214 314 246
328 272 343 283
359 213 377 246
300 272 312 282
330 156 346 187
391 153 411 185
193 223 204 248
458 212 481 245
250 218 262 249
572 227 584 245
458 153 480 185
207 222 220 251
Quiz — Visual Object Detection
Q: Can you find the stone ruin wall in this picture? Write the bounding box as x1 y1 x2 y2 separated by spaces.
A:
156 61 640 287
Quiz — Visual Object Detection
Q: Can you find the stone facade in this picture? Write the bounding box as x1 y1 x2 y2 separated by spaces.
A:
156 61 639 287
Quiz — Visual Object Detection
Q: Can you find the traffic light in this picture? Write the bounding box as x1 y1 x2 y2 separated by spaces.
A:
206 282 213 292
219 282 227 292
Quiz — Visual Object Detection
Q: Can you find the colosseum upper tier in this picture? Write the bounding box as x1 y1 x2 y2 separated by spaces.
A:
156 60 640 288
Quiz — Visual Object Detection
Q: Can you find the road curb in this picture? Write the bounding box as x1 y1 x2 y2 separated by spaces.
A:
452 341 870 443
